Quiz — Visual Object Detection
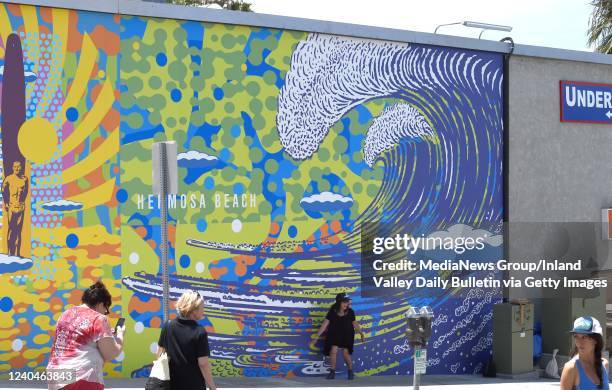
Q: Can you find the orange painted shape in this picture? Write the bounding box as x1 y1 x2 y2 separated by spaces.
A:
210 266 228 279
608 210 612 239
330 220 342 233
89 25 119 56
269 222 280 235
150 316 161 328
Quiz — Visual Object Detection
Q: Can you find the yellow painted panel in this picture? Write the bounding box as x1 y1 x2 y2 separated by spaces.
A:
60 33 98 121
0 7 12 43
60 128 118 183
62 80 114 156
67 178 115 210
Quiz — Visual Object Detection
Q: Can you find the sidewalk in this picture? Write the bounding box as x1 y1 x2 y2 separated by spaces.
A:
0 375 563 389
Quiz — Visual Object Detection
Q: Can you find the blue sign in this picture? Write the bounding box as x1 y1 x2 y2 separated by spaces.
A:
560 81 612 124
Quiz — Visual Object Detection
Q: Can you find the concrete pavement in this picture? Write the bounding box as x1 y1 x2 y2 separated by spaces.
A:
0 375 565 389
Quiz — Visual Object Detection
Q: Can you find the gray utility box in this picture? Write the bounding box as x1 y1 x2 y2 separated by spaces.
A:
493 302 534 375
541 287 606 356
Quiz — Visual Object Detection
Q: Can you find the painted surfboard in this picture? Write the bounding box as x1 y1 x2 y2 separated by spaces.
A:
1 33 29 257
2 33 26 171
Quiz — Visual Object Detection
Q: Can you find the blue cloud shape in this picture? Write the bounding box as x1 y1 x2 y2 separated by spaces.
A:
0 254 32 274
41 199 83 212
300 191 353 213
177 151 219 168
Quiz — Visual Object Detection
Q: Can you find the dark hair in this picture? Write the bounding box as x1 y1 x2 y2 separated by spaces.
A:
335 293 346 303
329 297 350 315
571 333 605 389
81 281 112 311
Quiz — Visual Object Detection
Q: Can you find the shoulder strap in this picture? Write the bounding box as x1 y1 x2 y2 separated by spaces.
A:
162 320 172 347
572 359 585 390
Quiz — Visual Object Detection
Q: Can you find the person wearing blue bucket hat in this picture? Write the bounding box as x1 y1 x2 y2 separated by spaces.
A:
560 316 609 389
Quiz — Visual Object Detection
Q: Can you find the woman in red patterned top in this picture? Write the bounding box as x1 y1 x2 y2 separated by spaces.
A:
46 281 125 390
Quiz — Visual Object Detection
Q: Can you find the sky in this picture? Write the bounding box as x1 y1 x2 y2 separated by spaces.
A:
249 0 595 52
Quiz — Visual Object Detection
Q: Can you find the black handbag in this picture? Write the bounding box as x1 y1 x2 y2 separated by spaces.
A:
146 322 171 390
145 376 171 390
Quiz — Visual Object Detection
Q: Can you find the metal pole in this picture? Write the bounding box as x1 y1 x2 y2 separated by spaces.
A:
501 37 514 302
413 349 420 390
160 143 170 323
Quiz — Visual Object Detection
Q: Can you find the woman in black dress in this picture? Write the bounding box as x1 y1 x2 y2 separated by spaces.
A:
156 291 217 390
315 293 365 380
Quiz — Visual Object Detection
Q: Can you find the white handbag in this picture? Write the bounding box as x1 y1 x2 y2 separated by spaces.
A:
150 352 170 381
146 323 171 390
145 351 170 390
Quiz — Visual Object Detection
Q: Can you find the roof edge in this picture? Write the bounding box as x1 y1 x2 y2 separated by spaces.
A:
1 0 610 65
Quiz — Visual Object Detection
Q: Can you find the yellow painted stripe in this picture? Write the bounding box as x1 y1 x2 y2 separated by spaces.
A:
36 8 69 119
62 79 114 156
57 128 119 183
51 8 68 66
21 5 39 68
60 33 98 117
0 6 12 43
67 178 115 210
34 8 69 120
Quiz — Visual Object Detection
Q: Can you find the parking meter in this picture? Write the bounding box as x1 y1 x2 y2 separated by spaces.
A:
406 307 423 346
406 306 434 390
419 306 434 341
406 306 434 347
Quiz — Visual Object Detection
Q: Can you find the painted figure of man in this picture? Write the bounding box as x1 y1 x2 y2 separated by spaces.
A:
2 161 28 256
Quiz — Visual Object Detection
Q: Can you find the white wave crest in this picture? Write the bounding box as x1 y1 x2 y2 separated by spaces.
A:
363 103 433 166
277 33 501 162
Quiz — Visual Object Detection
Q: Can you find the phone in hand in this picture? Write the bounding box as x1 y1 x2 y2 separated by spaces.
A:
114 317 125 333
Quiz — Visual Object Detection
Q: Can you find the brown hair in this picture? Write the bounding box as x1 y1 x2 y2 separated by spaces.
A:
81 280 112 311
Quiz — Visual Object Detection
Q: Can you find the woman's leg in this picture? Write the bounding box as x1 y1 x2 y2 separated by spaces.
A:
329 346 338 370
342 349 352 370
326 346 338 379
343 349 354 379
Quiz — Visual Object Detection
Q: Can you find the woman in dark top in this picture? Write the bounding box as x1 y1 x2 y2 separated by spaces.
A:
157 291 216 390
315 293 365 380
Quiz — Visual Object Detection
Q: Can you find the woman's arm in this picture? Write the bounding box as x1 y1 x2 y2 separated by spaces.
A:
97 326 124 362
157 322 168 358
352 321 365 341
316 319 330 337
195 331 215 389
559 360 576 390
197 356 217 390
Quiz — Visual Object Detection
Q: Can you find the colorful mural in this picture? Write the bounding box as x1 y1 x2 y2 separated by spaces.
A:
0 3 504 379
119 19 505 377
0 3 122 377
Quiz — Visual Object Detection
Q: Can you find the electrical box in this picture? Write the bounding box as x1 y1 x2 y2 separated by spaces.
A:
493 302 534 375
